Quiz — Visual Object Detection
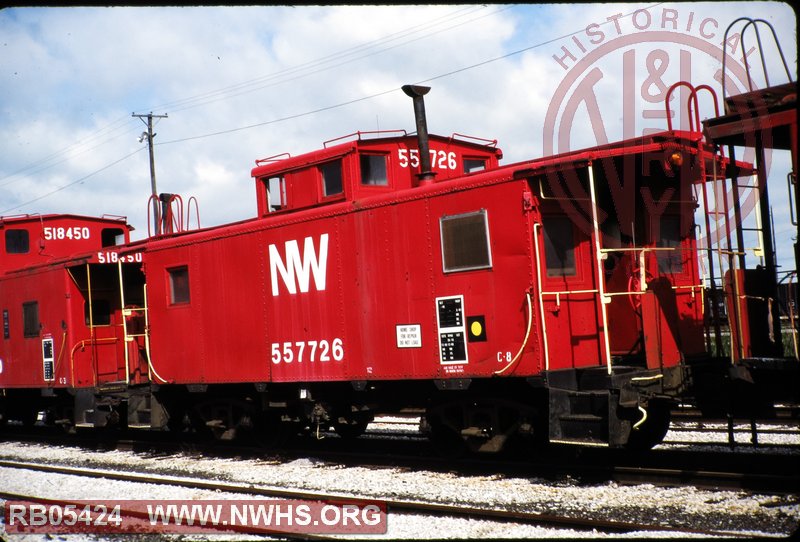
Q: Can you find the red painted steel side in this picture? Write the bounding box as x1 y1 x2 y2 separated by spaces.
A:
143 132 711 386
0 268 74 388
144 177 539 384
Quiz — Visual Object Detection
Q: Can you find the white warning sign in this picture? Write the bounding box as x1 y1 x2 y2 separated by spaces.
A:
396 324 422 348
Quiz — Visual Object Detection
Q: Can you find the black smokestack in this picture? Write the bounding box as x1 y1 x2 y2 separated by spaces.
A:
402 84 435 185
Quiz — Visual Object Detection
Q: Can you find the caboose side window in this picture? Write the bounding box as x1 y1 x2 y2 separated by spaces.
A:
168 266 190 305
320 160 343 197
360 154 388 186
101 228 125 247
464 158 487 173
440 210 492 273
267 176 287 211
23 301 39 338
542 216 576 277
5 229 29 254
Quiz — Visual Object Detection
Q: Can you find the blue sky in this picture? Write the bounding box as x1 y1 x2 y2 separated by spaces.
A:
1 3 797 271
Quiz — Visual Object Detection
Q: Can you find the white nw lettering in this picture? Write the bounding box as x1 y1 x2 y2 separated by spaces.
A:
269 234 329 296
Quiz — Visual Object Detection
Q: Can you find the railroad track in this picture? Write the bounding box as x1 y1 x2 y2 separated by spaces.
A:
671 404 800 422
367 418 800 445
2 421 798 494
669 422 800 435
0 459 761 538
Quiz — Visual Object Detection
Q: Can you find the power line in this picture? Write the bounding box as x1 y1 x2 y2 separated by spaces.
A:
0 115 138 187
2 4 664 212
0 147 146 216
157 3 661 146
0 5 495 189
147 5 498 114
159 89 398 145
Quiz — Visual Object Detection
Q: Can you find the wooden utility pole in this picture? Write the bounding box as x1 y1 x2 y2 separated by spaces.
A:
132 112 168 235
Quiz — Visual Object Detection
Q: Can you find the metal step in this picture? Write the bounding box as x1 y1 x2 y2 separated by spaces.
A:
557 414 604 422
96 381 127 394
549 388 610 444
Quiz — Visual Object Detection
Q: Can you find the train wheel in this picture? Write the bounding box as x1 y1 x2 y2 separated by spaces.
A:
166 409 190 433
165 407 209 437
247 412 293 449
625 401 671 451
424 397 544 456
427 421 468 458
421 411 468 458
15 409 39 427
42 407 75 434
333 418 370 439
332 407 373 439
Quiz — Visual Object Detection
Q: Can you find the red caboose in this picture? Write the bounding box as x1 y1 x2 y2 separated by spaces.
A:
137 87 727 452
0 214 149 427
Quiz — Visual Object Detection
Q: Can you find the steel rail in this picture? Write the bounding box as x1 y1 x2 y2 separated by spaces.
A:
0 460 758 538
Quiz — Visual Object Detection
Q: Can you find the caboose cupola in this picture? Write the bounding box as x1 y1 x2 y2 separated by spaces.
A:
251 131 503 217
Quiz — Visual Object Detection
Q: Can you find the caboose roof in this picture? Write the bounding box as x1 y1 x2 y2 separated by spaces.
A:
251 131 502 178
0 213 133 230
